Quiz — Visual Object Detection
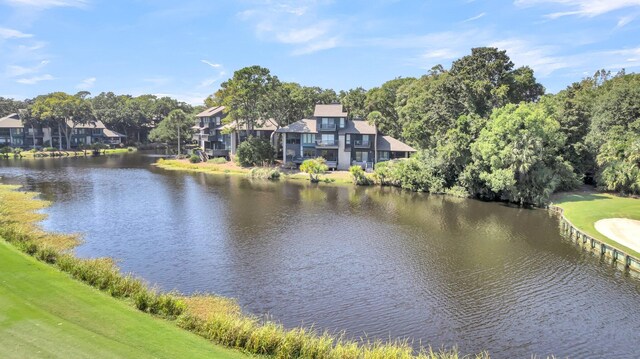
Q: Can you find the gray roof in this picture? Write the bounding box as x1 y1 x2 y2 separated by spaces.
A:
196 106 225 118
222 119 278 132
313 104 348 118
339 119 376 135
0 113 22 128
67 120 107 129
377 135 416 152
275 119 317 133
103 128 126 138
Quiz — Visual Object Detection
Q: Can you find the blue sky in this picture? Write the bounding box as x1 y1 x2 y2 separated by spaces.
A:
1 0 639 104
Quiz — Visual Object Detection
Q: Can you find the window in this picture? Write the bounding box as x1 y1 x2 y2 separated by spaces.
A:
318 149 337 161
362 135 370 144
345 134 351 145
303 148 315 158
215 117 221 125
340 118 345 128
286 137 300 145
321 134 334 145
355 151 369 162
378 151 390 161
92 129 102 135
302 134 315 144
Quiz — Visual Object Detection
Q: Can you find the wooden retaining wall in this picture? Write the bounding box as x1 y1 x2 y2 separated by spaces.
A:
549 205 640 273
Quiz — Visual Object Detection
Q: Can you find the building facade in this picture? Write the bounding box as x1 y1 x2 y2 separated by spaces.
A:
0 113 121 149
193 106 277 158
277 104 416 170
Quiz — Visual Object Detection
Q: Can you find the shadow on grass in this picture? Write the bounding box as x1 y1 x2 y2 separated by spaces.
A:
554 193 611 204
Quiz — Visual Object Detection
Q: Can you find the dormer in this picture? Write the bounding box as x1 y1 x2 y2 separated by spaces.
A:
313 104 347 132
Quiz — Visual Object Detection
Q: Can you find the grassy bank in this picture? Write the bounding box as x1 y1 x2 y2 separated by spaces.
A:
155 158 357 185
553 191 640 258
0 241 247 359
0 183 484 358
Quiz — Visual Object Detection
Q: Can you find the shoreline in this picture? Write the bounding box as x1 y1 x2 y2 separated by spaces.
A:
549 204 640 273
156 157 640 275
0 183 471 359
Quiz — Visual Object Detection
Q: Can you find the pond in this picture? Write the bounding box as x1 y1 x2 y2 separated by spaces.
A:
1 153 639 358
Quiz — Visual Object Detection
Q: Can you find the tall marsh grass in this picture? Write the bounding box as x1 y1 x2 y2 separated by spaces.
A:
0 183 489 359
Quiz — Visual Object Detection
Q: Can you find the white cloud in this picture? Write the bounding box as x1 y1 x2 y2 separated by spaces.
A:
3 0 87 9
5 60 49 77
76 77 96 89
200 60 221 68
461 12 486 23
489 39 570 76
198 61 226 88
16 74 54 84
515 0 640 18
238 0 343 55
0 27 33 39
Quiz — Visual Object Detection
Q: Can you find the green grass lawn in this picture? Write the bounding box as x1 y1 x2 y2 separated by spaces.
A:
553 192 640 258
0 240 249 359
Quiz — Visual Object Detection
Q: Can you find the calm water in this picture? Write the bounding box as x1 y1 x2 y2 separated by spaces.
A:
1 153 639 358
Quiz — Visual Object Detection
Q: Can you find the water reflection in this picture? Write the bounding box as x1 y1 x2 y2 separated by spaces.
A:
1 153 639 359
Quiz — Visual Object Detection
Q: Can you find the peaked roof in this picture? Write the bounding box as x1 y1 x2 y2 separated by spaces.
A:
196 106 225 118
0 113 22 128
377 135 416 152
313 104 348 118
339 119 376 135
67 120 107 129
275 119 317 133
103 128 126 138
221 120 278 132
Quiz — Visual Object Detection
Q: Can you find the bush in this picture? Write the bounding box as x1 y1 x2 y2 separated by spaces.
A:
373 152 445 193
249 167 281 180
349 165 372 185
189 154 201 163
210 157 227 164
44 147 56 152
300 157 328 182
235 137 274 167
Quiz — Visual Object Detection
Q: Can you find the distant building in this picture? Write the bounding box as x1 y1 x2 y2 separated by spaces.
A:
193 106 276 158
276 104 415 170
0 113 123 148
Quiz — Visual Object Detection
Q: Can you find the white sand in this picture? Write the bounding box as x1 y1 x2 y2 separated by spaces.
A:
594 218 640 253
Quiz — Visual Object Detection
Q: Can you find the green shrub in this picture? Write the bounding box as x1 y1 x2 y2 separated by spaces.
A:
189 154 201 163
44 147 56 152
349 165 372 185
300 157 328 182
235 137 275 167
249 167 281 180
210 157 227 164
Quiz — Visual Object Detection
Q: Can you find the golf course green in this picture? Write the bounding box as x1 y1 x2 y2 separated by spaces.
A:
0 240 249 359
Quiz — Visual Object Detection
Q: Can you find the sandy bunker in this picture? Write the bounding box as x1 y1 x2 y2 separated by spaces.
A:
594 218 640 254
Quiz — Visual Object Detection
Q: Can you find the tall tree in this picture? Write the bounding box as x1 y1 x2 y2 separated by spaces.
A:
365 77 415 139
32 92 96 150
213 66 278 136
149 109 193 154
339 87 367 119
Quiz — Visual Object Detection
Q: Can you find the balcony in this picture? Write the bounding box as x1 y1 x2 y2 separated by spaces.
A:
316 139 338 147
318 123 337 131
353 140 371 148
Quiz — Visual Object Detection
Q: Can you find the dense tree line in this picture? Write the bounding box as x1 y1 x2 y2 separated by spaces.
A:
323 48 638 204
2 47 638 203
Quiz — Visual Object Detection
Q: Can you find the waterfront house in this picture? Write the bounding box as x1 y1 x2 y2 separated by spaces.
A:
276 104 416 170
194 106 276 158
0 113 27 147
0 113 122 149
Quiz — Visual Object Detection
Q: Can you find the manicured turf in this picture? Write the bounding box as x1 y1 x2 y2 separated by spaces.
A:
0 240 249 359
553 192 640 258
